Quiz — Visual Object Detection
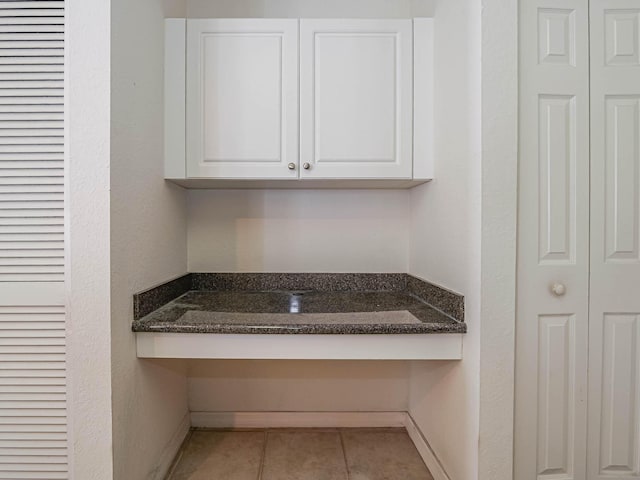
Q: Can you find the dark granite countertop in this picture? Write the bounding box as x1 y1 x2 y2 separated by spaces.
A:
132 274 466 335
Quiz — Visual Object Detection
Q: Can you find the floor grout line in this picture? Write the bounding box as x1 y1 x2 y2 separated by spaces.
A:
256 429 268 480
169 427 432 480
338 430 351 480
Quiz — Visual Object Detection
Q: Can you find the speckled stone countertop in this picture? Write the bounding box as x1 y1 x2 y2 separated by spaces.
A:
132 274 466 335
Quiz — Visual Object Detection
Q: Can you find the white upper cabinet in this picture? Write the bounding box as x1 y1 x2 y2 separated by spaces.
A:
186 19 299 179
165 18 433 188
299 20 413 179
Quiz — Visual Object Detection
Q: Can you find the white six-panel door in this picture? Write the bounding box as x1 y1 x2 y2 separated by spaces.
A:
186 19 299 179
588 1 640 478
299 19 413 179
516 0 590 478
518 0 640 479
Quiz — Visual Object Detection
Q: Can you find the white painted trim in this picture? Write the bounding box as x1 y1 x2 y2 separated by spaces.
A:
190 411 407 429
412 17 434 180
164 18 186 179
167 177 430 189
136 332 463 360
152 412 191 480
403 413 451 480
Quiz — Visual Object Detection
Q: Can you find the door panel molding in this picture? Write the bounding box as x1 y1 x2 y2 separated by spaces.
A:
590 2 640 478
516 1 589 479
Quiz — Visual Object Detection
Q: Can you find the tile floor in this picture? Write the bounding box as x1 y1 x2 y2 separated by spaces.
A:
167 428 435 480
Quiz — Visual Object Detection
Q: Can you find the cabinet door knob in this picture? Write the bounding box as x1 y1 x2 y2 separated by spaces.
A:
551 283 566 296
303 162 311 170
287 163 296 170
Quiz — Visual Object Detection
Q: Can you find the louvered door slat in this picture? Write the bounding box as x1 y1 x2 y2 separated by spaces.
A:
0 371 64 380
0 26 62 34
0 184 60 193
0 158 64 165
0 101 61 110
0 113 62 121
0 131 63 139
0 447 66 456
0 167 62 175
0 81 62 89
0 379 66 390
0 221 61 231
0 171 63 180
0 2 67 476
0 219 62 228
0 149 64 157
0 246 61 255
0 104 61 113
0 339 64 347
0 89 64 98
0 257 64 266
0 209 63 218
0 59 62 68
0 50 63 59
0 1 63 8
0 40 62 48
0 120 61 128
0 408 67 420
0 9 63 17
0 470 66 479
0 331 64 339
0 343 64 352
0 33 62 41
0 423 65 432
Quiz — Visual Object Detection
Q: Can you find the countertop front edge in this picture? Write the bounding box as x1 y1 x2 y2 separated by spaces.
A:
135 332 463 360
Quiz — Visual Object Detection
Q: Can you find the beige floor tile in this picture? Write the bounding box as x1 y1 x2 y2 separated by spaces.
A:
169 430 265 480
341 429 434 480
262 431 348 480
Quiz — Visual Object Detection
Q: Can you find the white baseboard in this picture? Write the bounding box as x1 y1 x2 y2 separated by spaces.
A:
189 410 450 480
153 411 190 480
403 413 451 480
190 411 407 429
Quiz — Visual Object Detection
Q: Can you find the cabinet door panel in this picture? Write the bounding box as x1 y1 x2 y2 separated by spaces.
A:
186 19 298 179
300 19 412 179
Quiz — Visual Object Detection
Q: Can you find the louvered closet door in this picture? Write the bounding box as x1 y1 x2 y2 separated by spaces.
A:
588 1 640 478
0 1 67 479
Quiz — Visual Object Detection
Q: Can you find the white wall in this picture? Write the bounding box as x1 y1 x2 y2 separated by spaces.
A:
110 0 190 478
66 0 114 477
188 190 409 273
407 0 482 479
174 0 433 18
478 0 517 478
189 360 410 412
187 189 411 413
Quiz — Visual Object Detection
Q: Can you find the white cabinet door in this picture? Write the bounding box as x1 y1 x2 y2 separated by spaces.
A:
588 2 640 478
300 19 413 179
186 19 299 179
515 0 590 479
